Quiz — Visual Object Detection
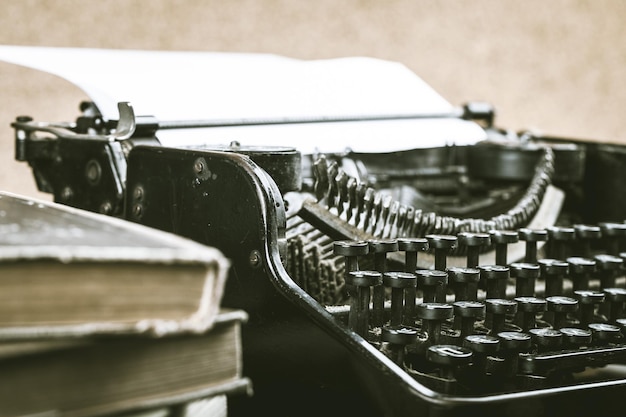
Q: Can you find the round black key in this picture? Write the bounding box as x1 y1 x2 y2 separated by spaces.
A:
574 290 605 327
382 325 419 345
567 257 596 291
426 234 457 271
546 296 578 329
382 325 419 365
599 222 626 255
417 303 453 345
589 323 622 345
464 334 500 355
417 302 454 321
529 328 563 351
603 287 626 323
498 331 532 351
518 228 548 263
547 226 575 260
594 254 623 288
510 263 540 297
346 270 383 288
479 265 510 299
485 299 517 335
447 266 480 301
333 240 369 257
574 224 601 257
489 229 519 266
539 259 569 297
453 301 485 339
397 237 428 273
416 269 448 303
497 331 532 377
383 271 417 289
515 296 546 331
457 232 491 268
560 327 592 347
427 344 473 367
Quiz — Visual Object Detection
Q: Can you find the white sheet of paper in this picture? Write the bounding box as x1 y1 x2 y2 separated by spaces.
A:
0 45 486 153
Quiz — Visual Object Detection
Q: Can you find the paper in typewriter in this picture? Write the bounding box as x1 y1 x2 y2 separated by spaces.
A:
0 45 486 153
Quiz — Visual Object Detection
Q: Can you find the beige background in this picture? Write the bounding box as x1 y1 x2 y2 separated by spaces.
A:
1 0 625 200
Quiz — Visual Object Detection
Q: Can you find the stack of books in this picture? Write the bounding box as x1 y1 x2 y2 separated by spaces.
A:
0 191 250 417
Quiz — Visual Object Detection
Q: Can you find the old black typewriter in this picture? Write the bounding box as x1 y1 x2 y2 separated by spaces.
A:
8 49 626 417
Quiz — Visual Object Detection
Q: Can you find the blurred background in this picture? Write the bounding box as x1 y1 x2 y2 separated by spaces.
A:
1 0 625 199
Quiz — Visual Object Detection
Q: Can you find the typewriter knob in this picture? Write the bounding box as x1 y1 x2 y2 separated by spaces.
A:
382 325 419 365
427 345 473 383
453 301 485 340
602 287 626 323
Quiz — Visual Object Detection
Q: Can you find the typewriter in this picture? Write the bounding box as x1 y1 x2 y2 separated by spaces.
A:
8 49 626 416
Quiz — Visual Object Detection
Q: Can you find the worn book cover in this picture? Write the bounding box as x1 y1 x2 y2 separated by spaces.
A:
0 191 230 338
0 309 251 417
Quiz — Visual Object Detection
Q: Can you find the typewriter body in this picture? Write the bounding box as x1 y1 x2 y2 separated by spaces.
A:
11 57 626 416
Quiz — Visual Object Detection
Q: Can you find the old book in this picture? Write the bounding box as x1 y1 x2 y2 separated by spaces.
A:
0 309 250 417
0 191 230 338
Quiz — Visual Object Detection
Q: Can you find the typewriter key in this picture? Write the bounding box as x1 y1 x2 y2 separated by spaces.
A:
510 263 540 297
602 287 626 323
560 327 592 347
546 296 578 330
539 259 569 297
416 269 448 304
594 254 623 289
417 303 453 345
489 229 519 267
497 331 532 376
546 226 575 260
485 299 518 335
398 238 428 322
453 301 485 340
478 265 510 300
574 290 605 327
447 266 480 302
346 270 382 337
588 322 622 345
382 325 419 365
598 222 626 255
457 232 491 268
567 257 596 291
529 328 563 352
573 224 601 255
425 234 457 271
514 297 547 332
518 228 548 264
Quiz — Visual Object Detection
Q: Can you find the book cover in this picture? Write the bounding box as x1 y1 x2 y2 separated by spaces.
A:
0 191 231 338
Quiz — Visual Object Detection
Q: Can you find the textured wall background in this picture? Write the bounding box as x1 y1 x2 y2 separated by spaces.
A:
1 0 625 199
